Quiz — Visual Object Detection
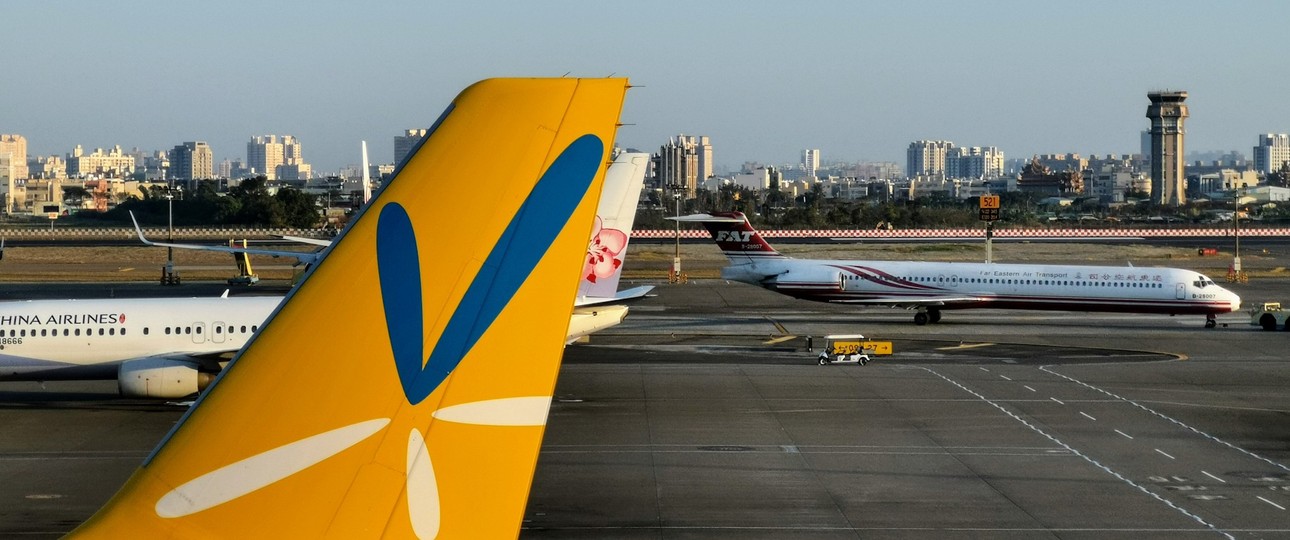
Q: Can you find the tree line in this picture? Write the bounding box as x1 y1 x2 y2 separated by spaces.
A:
80 177 321 228
633 184 1290 230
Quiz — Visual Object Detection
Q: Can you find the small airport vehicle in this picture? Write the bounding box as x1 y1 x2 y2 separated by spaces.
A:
1250 302 1290 331
817 334 873 365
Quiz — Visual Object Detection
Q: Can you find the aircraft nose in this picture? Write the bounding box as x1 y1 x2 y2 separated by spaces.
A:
1225 288 1241 312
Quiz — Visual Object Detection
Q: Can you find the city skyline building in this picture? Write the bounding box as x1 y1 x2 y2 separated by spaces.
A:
27 155 66 179
394 129 427 165
946 146 1005 179
1253 133 1290 174
1146 90 1189 206
247 135 306 180
802 148 820 179
906 140 954 178
654 134 712 196
66 145 135 178
168 141 213 184
0 134 30 180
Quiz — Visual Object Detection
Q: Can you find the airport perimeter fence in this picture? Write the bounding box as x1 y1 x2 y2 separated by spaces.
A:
631 227 1290 240
2 225 1288 242
0 226 327 242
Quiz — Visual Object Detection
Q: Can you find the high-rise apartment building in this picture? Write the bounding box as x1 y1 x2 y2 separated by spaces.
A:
802 149 820 179
1 153 14 214
247 135 306 180
394 129 428 164
906 140 955 178
0 134 29 180
1146 91 1188 206
946 146 1005 179
694 135 713 183
1253 133 1290 174
169 141 213 183
655 134 712 196
27 155 67 179
66 145 136 177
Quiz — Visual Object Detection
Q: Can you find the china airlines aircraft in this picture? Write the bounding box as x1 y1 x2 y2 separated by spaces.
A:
0 294 279 397
68 77 631 538
680 211 1241 328
1 150 650 398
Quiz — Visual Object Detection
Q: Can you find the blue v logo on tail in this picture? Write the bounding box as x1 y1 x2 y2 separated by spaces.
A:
377 134 605 405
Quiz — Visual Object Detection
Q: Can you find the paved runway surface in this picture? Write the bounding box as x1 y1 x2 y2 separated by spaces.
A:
4 278 1290 538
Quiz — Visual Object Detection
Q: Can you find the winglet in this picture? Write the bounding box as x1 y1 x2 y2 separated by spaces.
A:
127 211 158 247
70 77 629 539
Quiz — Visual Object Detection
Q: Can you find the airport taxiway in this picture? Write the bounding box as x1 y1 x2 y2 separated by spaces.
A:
3 278 1290 538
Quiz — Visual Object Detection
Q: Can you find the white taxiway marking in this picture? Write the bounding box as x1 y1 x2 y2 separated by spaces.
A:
917 366 1231 538
1155 449 1176 460
1114 430 1133 439
1202 471 1226 483
1043 366 1290 474
1080 411 1097 421
1023 385 1037 392
1258 496 1286 511
1050 397 1065 405
1000 375 1012 381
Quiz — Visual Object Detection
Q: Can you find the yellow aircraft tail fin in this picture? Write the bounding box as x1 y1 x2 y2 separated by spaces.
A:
70 77 629 539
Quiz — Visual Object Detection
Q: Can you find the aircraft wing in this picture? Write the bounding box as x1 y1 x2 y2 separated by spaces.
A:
574 284 654 307
129 211 324 266
133 351 235 371
831 295 990 307
278 235 332 247
670 213 746 223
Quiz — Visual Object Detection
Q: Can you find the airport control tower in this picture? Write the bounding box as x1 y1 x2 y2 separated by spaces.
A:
1146 91 1188 206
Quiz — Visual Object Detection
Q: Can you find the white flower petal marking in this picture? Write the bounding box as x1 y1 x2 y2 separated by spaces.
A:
406 428 440 539
155 418 391 518
430 396 552 426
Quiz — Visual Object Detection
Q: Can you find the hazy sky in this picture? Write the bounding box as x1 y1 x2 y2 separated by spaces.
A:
4 1 1288 174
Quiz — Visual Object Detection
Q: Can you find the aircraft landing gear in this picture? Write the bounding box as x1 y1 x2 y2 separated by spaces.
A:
914 308 941 326
1205 314 1217 329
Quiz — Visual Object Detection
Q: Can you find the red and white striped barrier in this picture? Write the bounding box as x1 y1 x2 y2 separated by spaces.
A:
630 228 1290 239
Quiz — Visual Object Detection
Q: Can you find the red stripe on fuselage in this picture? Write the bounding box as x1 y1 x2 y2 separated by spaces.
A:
767 289 1230 315
828 264 941 291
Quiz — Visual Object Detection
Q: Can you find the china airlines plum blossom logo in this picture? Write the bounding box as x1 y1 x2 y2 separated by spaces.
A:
584 216 626 283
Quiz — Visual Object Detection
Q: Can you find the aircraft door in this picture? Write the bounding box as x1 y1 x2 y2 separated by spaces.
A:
191 322 206 344
1175 283 1186 300
949 274 960 289
212 321 226 344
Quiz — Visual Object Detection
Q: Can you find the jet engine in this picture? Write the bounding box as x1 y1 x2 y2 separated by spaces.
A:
761 267 845 293
117 358 215 399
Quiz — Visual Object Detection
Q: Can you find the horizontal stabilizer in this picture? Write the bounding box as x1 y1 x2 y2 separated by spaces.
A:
575 284 655 307
669 213 746 223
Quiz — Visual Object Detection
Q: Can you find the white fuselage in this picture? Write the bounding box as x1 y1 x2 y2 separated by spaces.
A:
723 258 1241 315
0 296 281 380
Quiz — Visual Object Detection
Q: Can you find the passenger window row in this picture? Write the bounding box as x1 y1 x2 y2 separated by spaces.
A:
2 324 260 338
849 274 1164 288
4 327 129 337
157 325 258 336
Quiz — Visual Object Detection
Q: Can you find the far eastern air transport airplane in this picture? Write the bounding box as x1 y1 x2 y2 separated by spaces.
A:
0 150 650 398
679 211 1241 328
66 77 631 538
